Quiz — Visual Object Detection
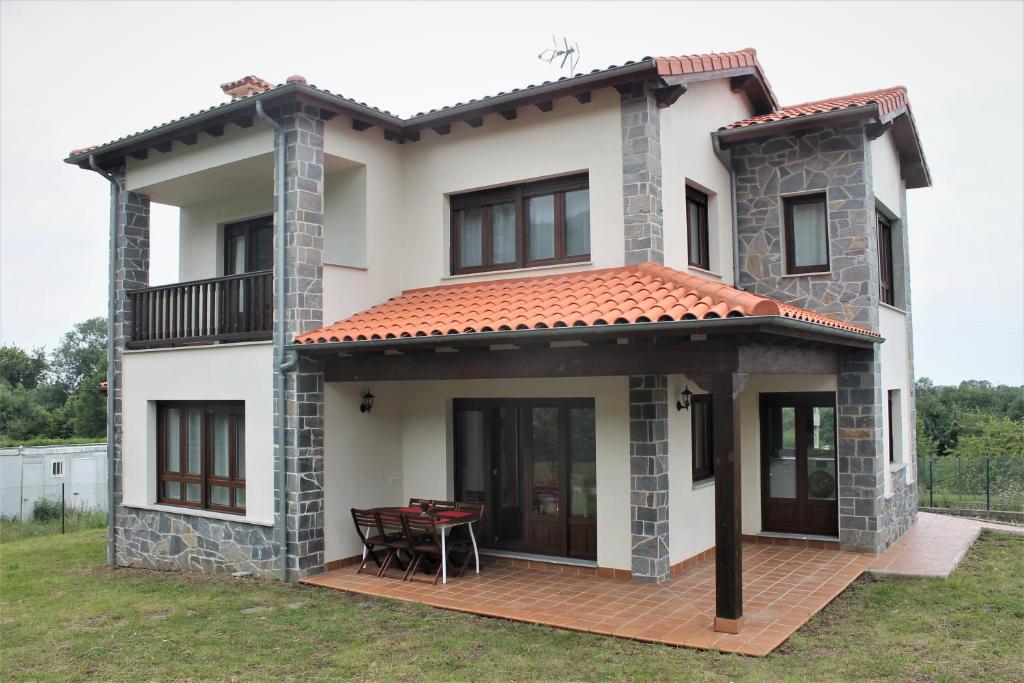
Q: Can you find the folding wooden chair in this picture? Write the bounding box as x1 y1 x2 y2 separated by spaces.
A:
400 513 449 584
375 510 410 579
351 508 389 576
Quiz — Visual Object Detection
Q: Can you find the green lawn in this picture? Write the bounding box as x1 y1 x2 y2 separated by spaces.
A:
1 529 1022 682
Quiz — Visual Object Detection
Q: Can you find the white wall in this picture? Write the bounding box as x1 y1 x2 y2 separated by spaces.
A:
323 382 405 561
880 306 913 488
120 343 274 525
398 89 625 290
738 374 838 535
667 374 716 563
324 164 368 269
661 79 754 283
871 130 904 215
178 193 273 281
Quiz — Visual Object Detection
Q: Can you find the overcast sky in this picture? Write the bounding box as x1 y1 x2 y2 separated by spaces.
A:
1 0 1021 385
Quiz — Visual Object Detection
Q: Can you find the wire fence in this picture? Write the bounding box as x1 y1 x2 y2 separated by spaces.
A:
917 455 1024 513
1 483 108 541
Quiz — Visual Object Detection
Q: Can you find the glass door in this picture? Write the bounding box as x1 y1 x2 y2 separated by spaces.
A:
454 398 596 559
760 393 838 536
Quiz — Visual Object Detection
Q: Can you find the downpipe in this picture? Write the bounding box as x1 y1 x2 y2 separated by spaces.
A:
255 100 296 582
88 154 117 568
712 133 742 290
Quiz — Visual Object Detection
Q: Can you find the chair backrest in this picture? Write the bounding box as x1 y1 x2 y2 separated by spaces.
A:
375 510 406 543
431 499 458 512
408 497 430 508
351 508 378 544
401 513 441 547
457 501 485 522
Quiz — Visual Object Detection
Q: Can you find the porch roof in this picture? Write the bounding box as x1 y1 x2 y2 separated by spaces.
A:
294 263 878 347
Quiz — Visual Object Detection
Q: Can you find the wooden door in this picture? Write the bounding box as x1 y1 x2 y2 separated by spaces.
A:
760 393 839 536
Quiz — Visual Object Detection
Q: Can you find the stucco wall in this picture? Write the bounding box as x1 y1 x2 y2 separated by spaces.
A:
880 305 913 488
661 79 753 283
870 130 903 215
120 343 275 525
667 374 715 563
177 193 274 281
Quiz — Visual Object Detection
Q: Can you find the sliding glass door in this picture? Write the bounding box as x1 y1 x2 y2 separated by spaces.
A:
454 398 597 559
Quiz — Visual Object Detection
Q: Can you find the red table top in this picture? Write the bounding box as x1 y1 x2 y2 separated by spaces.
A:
382 506 477 521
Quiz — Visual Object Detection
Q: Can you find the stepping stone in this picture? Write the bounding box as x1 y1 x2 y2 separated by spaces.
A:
241 606 272 614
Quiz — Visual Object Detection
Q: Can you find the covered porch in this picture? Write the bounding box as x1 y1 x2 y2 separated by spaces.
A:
294 264 884 634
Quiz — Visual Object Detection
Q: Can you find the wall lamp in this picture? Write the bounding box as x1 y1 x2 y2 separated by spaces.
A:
676 385 693 412
359 390 375 414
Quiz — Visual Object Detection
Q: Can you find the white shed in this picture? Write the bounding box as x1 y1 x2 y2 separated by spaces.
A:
0 444 107 519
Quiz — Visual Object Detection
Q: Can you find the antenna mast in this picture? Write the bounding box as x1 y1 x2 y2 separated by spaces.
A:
538 36 581 75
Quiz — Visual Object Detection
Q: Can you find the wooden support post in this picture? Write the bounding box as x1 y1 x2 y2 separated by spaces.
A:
713 370 745 633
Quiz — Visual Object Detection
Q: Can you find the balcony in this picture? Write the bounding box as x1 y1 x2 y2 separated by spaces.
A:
127 270 273 349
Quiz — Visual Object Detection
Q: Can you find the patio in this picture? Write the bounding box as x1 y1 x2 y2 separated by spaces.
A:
303 513 1022 656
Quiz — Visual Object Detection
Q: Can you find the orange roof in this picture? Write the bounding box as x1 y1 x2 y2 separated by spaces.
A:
722 86 908 130
654 48 779 110
295 264 876 345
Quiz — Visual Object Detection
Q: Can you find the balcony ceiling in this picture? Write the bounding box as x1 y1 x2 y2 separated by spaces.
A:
135 152 274 207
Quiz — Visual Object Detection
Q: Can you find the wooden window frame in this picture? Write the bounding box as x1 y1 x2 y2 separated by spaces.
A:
157 401 246 515
783 193 830 274
691 394 714 482
224 216 273 276
450 174 590 275
887 390 896 463
877 211 895 306
686 186 711 270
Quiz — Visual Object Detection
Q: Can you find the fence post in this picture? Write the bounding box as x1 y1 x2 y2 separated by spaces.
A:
929 458 933 508
61 482 66 534
986 458 991 511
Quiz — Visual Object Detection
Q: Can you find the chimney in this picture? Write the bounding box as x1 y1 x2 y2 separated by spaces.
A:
219 75 273 101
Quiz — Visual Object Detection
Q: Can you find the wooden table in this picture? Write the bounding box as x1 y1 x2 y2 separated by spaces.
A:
374 506 481 584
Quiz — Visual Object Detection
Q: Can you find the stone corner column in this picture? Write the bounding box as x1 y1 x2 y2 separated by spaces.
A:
837 346 885 554
275 101 326 579
629 375 670 581
111 168 151 567
620 82 664 265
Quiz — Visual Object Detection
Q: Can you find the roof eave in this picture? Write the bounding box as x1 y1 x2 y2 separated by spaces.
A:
289 315 880 355
714 105 877 144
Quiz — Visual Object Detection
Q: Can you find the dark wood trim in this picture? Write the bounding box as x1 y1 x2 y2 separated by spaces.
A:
877 211 894 306
223 215 273 275
466 117 483 128
783 193 830 274
887 389 896 463
499 109 517 121
686 185 710 270
154 140 173 154
352 119 373 131
157 401 246 515
713 371 743 623
129 149 148 160
691 394 714 482
574 92 592 104
433 124 451 135
450 174 590 275
535 100 553 112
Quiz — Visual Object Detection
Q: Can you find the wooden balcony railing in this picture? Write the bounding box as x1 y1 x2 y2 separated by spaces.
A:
127 270 273 349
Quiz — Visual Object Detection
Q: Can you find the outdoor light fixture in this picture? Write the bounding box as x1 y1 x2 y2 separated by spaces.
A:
676 386 693 412
359 390 375 413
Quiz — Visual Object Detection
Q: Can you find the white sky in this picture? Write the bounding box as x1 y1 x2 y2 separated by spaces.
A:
1 0 1021 385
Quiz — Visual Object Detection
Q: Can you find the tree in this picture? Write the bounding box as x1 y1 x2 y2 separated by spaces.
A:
952 414 1024 459
49 317 106 400
0 345 47 389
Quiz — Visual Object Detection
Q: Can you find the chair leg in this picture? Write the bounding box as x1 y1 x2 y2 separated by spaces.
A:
403 553 421 581
356 547 382 575
377 549 397 578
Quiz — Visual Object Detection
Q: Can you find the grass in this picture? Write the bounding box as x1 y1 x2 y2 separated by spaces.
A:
1 530 1022 682
0 509 106 543
0 437 105 448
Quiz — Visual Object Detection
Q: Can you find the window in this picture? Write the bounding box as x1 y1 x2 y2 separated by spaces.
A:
783 194 830 274
691 394 714 482
451 174 590 274
686 186 710 270
224 216 273 275
51 461 64 477
888 390 899 463
158 402 246 514
877 211 895 306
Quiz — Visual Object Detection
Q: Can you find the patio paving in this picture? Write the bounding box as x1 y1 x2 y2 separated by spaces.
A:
302 511 1022 656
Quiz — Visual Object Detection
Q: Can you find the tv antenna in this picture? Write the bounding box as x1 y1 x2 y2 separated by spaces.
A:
538 36 581 75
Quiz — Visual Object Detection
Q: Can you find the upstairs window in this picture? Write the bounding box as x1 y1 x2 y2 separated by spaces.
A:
783 194 830 274
224 216 273 275
158 402 246 514
877 212 895 306
451 174 590 274
686 186 710 271
691 394 714 482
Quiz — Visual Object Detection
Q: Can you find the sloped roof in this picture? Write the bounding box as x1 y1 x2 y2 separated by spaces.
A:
294 263 877 345
722 86 908 130
655 47 779 109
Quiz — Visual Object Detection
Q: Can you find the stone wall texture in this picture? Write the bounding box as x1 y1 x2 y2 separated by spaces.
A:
629 374 670 580
732 122 879 332
275 102 327 579
620 84 664 265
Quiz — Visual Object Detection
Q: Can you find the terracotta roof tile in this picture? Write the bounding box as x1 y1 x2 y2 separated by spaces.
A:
295 263 876 345
654 48 779 109
722 86 908 130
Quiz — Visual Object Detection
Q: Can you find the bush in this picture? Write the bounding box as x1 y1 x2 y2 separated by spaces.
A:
32 498 61 522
